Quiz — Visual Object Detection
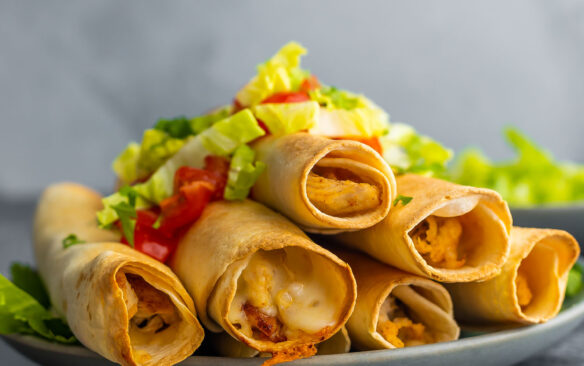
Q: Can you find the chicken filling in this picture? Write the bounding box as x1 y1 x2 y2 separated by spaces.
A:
376 296 431 348
117 273 178 335
515 271 533 307
306 166 380 217
228 249 339 343
410 216 466 269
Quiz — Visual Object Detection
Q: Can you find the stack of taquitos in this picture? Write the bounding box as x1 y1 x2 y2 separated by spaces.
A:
34 183 204 366
170 199 357 365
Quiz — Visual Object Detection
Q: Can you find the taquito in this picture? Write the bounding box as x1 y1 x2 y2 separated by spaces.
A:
447 227 580 325
251 133 396 234
170 200 357 364
34 183 204 366
336 174 512 282
333 249 459 349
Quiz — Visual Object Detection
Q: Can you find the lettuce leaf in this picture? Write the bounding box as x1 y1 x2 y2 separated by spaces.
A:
448 127 584 206
252 101 319 136
112 142 140 185
133 109 265 203
0 268 76 343
10 263 50 309
380 123 452 176
224 145 266 200
236 42 309 107
567 263 583 297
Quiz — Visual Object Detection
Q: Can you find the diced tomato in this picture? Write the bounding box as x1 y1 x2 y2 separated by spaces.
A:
232 98 245 114
299 75 320 93
261 92 310 104
117 209 175 262
159 181 215 236
335 136 384 155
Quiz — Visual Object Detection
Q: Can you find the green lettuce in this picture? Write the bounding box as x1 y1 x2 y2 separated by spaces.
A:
252 101 319 136
134 109 265 203
97 187 150 229
224 145 266 200
567 263 583 297
154 105 232 138
235 42 309 107
448 127 584 206
0 264 76 343
199 109 265 156
112 143 140 185
380 123 453 176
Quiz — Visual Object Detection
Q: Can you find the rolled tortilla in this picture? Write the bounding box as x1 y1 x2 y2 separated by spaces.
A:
333 249 459 350
335 174 512 282
251 133 396 234
170 200 356 364
33 183 204 366
447 227 580 325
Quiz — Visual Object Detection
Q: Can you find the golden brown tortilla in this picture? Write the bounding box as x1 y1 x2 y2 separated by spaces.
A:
447 227 580 324
332 249 459 350
251 133 396 234
170 200 356 363
33 183 204 366
335 174 512 282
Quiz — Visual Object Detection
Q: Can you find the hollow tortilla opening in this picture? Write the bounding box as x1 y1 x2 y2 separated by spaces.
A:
515 241 560 319
409 198 507 270
226 247 348 345
306 156 383 218
116 272 183 364
376 284 453 347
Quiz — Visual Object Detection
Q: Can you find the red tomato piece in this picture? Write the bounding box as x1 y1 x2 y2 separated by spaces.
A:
261 92 310 104
158 181 215 236
299 75 321 93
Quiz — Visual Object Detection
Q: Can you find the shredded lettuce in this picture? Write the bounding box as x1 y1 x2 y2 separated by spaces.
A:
133 109 265 204
0 265 76 343
199 109 265 156
567 263 583 297
224 145 266 200
155 106 233 138
448 127 584 206
97 187 149 229
112 106 233 185
252 101 319 136
112 142 141 185
380 123 452 176
236 42 309 107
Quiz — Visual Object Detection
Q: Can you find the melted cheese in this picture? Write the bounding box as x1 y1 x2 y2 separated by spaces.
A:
228 249 341 341
411 216 465 269
515 272 533 307
377 295 430 348
306 171 380 216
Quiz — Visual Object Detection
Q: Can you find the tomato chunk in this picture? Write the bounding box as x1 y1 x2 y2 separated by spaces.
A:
261 92 310 104
299 75 321 93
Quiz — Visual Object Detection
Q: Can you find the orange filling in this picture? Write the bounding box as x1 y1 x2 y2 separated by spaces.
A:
378 317 426 348
515 272 533 307
411 216 465 269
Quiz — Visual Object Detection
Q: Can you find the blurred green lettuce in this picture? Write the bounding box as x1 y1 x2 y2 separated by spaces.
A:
448 127 584 206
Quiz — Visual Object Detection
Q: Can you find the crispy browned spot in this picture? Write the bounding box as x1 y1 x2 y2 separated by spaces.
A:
263 343 318 366
243 303 286 343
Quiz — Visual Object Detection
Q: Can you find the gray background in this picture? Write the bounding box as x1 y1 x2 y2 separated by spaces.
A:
1 0 584 364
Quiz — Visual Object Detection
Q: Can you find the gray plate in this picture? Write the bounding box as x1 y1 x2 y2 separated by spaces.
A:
511 204 584 244
3 259 584 366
